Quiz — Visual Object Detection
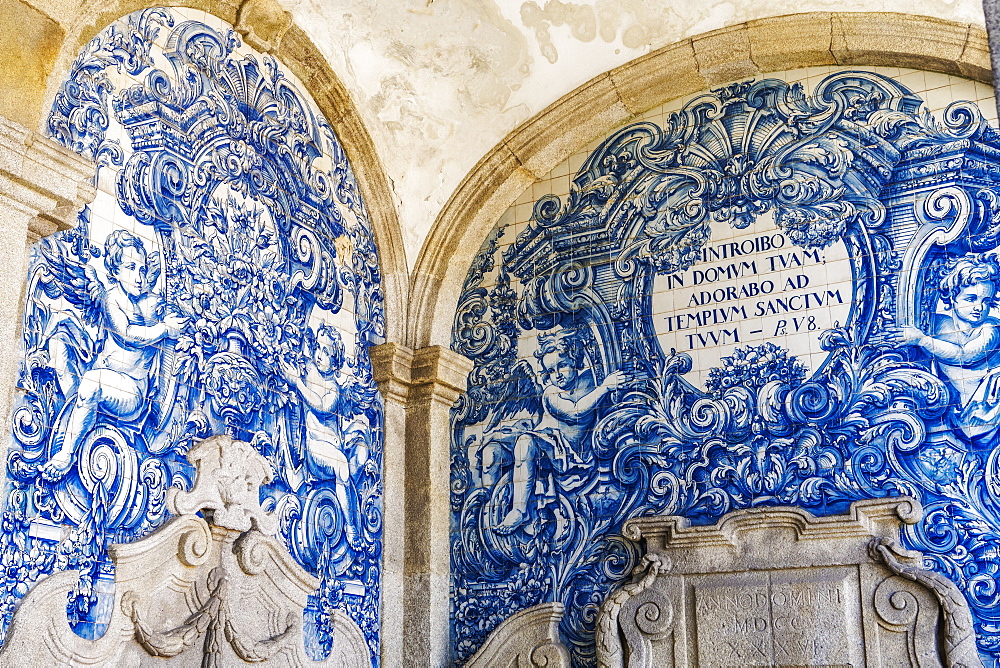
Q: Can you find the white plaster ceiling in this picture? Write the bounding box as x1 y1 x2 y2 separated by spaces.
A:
284 0 988 269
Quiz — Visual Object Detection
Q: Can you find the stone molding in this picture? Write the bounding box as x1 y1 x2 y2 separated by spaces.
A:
465 602 570 668
371 342 472 409
234 0 291 54
872 538 980 667
370 342 472 668
0 115 95 240
624 495 925 554
0 434 370 667
370 341 415 404
594 498 983 668
409 11 995 350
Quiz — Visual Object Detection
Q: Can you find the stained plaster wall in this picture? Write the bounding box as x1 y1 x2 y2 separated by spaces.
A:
252 0 992 269
449 65 1000 665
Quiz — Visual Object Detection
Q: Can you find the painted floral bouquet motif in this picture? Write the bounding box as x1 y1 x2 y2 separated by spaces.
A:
451 70 1000 666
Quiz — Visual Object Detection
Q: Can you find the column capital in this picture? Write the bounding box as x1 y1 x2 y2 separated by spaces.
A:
370 342 472 406
369 342 471 668
0 116 95 242
411 345 473 401
370 342 415 404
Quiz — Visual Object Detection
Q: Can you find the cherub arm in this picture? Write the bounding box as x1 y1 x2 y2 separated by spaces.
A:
281 361 340 415
900 324 1000 365
543 370 627 423
105 293 177 347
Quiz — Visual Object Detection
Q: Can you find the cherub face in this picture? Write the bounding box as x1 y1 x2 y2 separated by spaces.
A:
542 351 579 391
952 281 996 325
314 338 338 375
114 247 148 297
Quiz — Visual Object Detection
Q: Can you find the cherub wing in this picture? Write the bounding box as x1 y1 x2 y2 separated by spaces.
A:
35 239 108 329
483 358 542 431
341 369 380 414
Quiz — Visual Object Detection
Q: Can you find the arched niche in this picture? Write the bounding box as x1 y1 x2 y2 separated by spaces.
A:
411 12 993 352
30 0 409 345
447 63 1000 665
1 8 386 664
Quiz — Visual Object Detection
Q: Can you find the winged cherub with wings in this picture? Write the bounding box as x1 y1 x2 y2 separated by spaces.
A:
279 324 371 551
38 229 185 481
494 329 628 534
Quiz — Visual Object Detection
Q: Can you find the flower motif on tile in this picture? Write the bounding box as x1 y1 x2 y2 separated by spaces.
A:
2 8 384 664
451 70 1000 665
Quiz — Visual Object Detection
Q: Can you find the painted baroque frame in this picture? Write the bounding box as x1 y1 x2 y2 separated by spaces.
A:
1 7 386 665
450 70 1000 665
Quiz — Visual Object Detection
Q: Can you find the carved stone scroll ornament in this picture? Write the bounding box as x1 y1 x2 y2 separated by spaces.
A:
0 435 370 667
595 498 984 668
464 602 571 668
166 434 278 535
595 554 672 668
872 538 983 668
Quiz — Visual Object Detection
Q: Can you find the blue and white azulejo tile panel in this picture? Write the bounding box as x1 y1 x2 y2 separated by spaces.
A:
450 67 1000 666
2 8 385 664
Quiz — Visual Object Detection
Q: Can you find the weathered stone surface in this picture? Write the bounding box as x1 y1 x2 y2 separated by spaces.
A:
692 24 758 85
235 0 292 53
370 343 473 668
747 12 836 72
609 40 706 117
505 74 631 179
0 0 63 129
595 498 982 668
959 26 992 91
465 602 570 668
0 435 369 667
832 13 972 75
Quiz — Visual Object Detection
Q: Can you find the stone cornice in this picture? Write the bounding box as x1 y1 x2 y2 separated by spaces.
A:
370 342 415 405
0 115 94 238
370 342 472 406
623 497 924 553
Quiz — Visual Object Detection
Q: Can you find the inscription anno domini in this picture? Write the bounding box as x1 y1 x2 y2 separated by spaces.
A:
694 571 858 668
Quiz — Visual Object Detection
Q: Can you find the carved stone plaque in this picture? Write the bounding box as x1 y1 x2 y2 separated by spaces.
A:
693 570 859 667
595 499 983 668
770 571 856 666
694 574 774 665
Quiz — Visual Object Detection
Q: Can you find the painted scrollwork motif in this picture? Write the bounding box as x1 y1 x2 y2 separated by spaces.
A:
451 70 1000 666
1 8 384 664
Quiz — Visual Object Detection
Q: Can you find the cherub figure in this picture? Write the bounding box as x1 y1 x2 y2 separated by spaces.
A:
496 329 627 534
280 325 365 549
894 253 1000 441
40 230 185 481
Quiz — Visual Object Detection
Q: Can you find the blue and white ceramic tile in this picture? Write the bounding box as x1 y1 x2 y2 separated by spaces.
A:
2 8 385 664
450 68 1000 666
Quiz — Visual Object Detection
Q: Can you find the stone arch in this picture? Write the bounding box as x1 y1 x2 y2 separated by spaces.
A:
24 0 409 344
408 11 993 351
